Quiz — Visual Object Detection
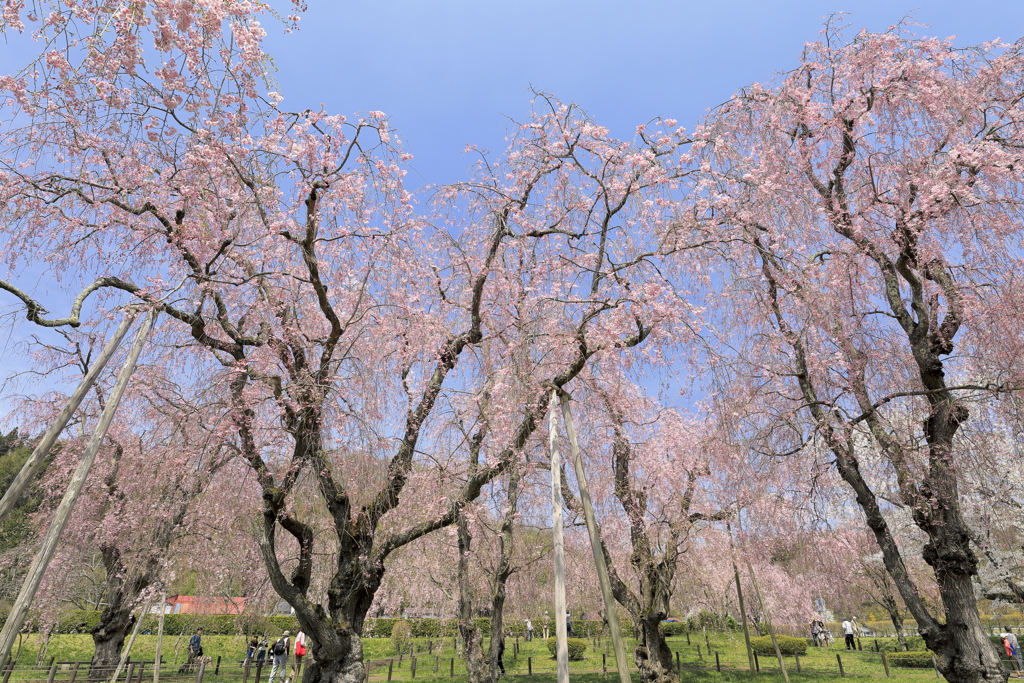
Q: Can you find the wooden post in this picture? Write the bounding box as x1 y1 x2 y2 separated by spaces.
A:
716 651 721 672
434 655 438 673
449 658 454 677
698 644 703 661
136 662 146 683
0 312 156 666
411 656 416 679
732 562 756 677
881 652 890 678
69 662 80 683
46 663 57 683
387 660 393 681
675 651 679 672
794 655 800 673
0 315 136 525
559 394 631 683
0 660 12 683
214 657 220 676
243 660 251 683
154 595 165 683
195 658 206 683
932 654 940 678
254 662 263 683
528 657 532 676
753 652 759 672
547 396 570 683
686 630 691 646
125 663 135 683
745 560 789 683
836 653 845 677
602 653 606 673
874 639 880 652
704 626 710 653
111 601 152 683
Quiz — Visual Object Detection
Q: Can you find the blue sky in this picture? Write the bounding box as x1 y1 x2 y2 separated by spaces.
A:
1 0 1023 404
259 0 1024 188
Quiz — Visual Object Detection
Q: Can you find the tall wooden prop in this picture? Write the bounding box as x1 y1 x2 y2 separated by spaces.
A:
0 311 157 665
0 314 136 523
733 563 756 676
111 601 151 683
745 561 788 683
558 394 630 683
547 394 570 683
154 593 166 683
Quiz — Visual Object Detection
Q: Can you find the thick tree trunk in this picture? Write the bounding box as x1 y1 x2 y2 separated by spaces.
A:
634 615 674 683
929 562 1006 683
457 512 488 683
89 547 153 679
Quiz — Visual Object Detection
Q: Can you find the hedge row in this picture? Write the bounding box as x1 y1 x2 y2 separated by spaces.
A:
45 611 299 636
750 635 807 656
887 652 935 668
363 618 612 639
868 636 927 652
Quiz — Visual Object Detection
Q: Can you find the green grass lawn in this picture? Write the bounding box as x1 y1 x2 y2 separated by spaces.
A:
1 631 1006 683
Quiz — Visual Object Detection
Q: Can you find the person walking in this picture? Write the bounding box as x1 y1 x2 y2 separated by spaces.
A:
1006 628 1023 676
811 620 821 647
543 611 550 640
293 631 307 682
246 636 258 664
841 618 855 650
268 631 291 683
525 619 533 642
256 637 268 666
187 628 204 672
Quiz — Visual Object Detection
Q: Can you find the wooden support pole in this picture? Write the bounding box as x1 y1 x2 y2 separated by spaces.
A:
46 663 57 683
559 394 631 683
753 652 759 672
194 658 206 683
732 562 756 677
69 662 80 683
410 656 416 679
254 662 263 683
214 657 220 676
716 651 721 672
675 651 679 672
387 660 393 681
125 664 135 683
881 652 890 678
794 655 801 673
153 595 165 683
744 560 789 683
449 658 454 677
528 657 532 676
932 654 940 679
836 653 845 677
111 601 151 683
0 660 12 683
0 315 136 524
547 395 569 683
0 312 156 666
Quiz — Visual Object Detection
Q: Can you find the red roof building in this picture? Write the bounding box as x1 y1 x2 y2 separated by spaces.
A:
166 595 245 615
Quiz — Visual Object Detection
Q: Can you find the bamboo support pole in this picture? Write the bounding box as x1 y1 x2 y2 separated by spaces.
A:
547 394 569 683
0 312 157 666
733 562 756 677
0 315 136 524
559 394 630 683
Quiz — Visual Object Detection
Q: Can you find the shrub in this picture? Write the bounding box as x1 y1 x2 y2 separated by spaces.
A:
750 635 807 656
391 620 412 655
661 622 687 637
546 637 587 661
887 652 935 669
